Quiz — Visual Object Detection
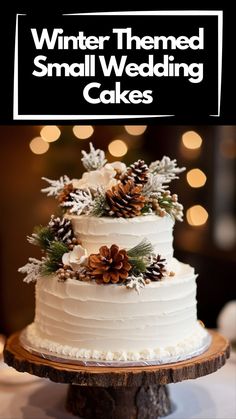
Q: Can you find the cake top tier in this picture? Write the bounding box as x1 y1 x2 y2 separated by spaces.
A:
69 214 174 263
42 142 185 221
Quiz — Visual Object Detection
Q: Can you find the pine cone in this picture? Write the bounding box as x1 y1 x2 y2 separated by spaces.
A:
58 183 75 203
123 160 149 186
87 244 131 284
49 216 76 244
106 180 145 218
145 255 166 281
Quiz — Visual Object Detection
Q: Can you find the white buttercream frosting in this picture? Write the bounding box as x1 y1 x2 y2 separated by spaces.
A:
26 259 209 361
68 214 175 263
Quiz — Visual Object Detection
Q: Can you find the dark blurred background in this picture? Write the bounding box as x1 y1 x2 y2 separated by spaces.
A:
0 125 235 334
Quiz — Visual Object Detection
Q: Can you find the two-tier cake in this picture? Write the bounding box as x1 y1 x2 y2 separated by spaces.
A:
19 143 210 363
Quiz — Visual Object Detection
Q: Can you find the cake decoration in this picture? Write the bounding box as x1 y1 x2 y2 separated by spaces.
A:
18 143 187 291
87 244 131 284
106 180 145 218
19 215 170 290
41 142 185 220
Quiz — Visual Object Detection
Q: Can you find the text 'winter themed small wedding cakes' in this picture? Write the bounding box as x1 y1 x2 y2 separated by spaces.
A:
19 143 210 363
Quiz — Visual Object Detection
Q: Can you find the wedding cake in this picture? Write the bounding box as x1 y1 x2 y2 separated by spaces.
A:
19 143 210 363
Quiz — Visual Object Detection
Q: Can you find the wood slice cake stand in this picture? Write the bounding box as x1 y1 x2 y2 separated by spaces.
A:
4 330 230 419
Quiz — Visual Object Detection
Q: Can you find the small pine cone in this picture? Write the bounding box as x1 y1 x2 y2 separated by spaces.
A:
145 255 167 281
106 180 145 218
49 215 75 244
87 244 131 284
122 160 149 186
58 183 75 204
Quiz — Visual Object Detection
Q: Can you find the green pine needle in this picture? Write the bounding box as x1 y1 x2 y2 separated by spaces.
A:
127 239 153 258
41 259 58 275
91 194 107 217
41 241 68 275
31 226 54 250
127 239 153 275
47 241 68 262
128 257 147 274
141 203 152 214
158 196 174 210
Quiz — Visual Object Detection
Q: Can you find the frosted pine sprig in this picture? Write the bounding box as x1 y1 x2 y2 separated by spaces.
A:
18 257 45 283
127 239 153 258
81 142 107 171
27 226 54 250
61 188 93 215
142 173 166 196
90 188 108 217
41 175 71 197
127 239 154 274
126 274 146 294
149 156 185 184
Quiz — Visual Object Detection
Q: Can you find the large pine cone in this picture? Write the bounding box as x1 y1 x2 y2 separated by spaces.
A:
106 180 145 218
145 255 166 281
123 159 149 186
87 244 131 284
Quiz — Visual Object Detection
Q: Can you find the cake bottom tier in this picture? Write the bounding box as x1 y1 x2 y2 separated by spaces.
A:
24 259 210 362
23 321 209 364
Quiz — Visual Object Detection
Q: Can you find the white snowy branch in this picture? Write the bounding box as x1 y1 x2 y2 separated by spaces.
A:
27 233 41 246
41 175 71 197
142 173 166 196
170 201 184 222
149 156 185 183
126 274 146 294
81 142 107 171
18 258 44 283
61 189 94 215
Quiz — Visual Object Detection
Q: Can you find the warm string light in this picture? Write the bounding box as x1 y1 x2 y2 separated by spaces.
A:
182 131 202 149
40 126 61 142
182 132 207 226
186 168 207 188
108 139 128 157
186 205 208 226
73 125 94 139
124 125 147 135
30 126 61 154
29 137 50 155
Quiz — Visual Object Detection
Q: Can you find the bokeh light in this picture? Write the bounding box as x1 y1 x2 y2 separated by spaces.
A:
40 126 61 143
186 168 207 188
29 137 50 154
182 131 203 149
186 205 209 226
124 126 147 136
73 125 94 140
108 140 128 157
